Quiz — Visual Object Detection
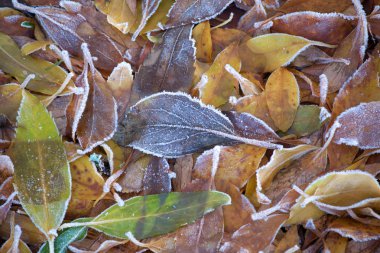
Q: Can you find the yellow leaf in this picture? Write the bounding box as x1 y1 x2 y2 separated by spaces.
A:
240 33 335 73
287 171 380 225
265 68 300 132
199 43 241 107
20 40 51 56
193 21 212 63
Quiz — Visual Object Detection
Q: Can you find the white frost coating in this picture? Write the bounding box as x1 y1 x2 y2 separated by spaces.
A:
43 72 74 106
352 0 368 59
112 182 122 192
81 43 95 74
228 96 238 105
69 86 84 95
68 239 129 253
319 107 331 122
319 74 328 106
210 146 221 180
113 192 124 207
11 225 22 252
0 155 14 174
251 205 281 221
274 11 356 21
77 98 118 155
125 231 149 248
132 1 162 41
103 168 125 193
285 245 300 253
49 44 73 72
327 227 380 242
165 0 235 28
59 0 82 13
194 74 209 91
71 65 90 141
239 112 279 137
168 171 176 179
305 219 316 230
254 20 273 30
225 64 260 95
20 74 35 89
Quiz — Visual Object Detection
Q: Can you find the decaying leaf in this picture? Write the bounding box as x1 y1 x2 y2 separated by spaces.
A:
8 90 71 246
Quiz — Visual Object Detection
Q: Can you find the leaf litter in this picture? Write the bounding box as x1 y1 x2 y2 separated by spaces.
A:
1 0 380 252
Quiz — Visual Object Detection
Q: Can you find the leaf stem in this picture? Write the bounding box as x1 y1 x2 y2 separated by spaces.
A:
48 237 55 253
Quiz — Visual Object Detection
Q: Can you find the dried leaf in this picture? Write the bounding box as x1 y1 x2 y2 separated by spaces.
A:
256 145 318 204
271 12 354 45
0 84 22 123
0 32 74 95
7 90 71 244
107 62 134 118
333 102 380 149
287 171 380 225
132 0 162 40
265 67 300 132
129 24 195 105
279 0 353 13
326 218 380 242
198 43 241 107
61 191 231 240
114 92 280 158
143 157 171 195
240 33 335 73
164 0 233 28
193 21 212 63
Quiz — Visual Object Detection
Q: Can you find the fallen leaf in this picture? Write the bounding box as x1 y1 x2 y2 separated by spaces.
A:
128 24 195 105
143 157 171 195
279 0 353 13
0 32 74 95
287 170 380 225
60 191 231 240
192 21 212 63
198 43 241 107
164 0 233 28
7 90 71 245
114 92 280 158
240 33 335 73
265 67 300 132
326 218 380 242
333 102 380 149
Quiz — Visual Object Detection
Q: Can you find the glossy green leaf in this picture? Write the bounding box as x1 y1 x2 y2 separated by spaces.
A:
38 218 90 253
61 191 231 240
8 90 71 244
0 32 74 95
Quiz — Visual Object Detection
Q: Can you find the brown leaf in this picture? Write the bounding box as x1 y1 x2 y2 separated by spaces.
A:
326 218 380 242
164 0 233 28
143 157 171 195
279 0 353 13
333 102 380 149
272 12 354 45
128 25 195 105
219 214 288 252
321 0 368 92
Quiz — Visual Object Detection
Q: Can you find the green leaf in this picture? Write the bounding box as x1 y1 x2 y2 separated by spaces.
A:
61 191 231 240
0 32 74 95
8 90 71 243
286 105 330 137
38 218 90 253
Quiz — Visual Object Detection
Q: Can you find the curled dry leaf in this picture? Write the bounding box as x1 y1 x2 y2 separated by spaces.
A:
287 170 380 225
325 218 380 242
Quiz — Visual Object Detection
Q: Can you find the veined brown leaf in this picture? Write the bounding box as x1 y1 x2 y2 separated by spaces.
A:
60 191 231 240
333 102 380 149
164 0 233 28
114 92 281 158
129 24 195 106
0 32 74 95
7 90 71 247
240 33 335 73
